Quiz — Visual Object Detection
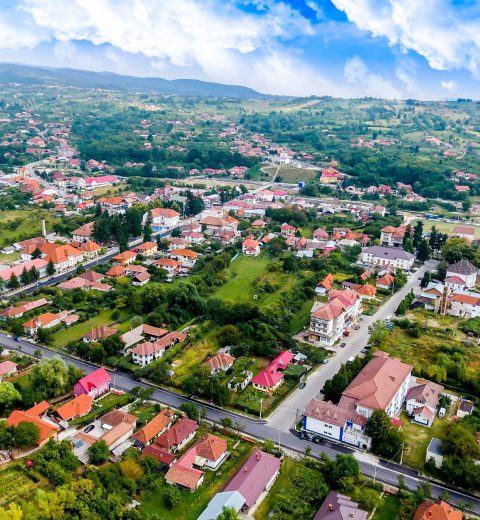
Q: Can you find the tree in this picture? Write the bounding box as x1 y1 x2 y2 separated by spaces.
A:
47 260 55 276
369 320 389 347
220 417 233 428
179 403 199 420
217 507 241 520
0 382 21 409
95 202 102 217
420 271 432 288
413 220 424 248
394 269 408 289
30 266 40 281
8 273 20 290
31 248 43 259
14 421 40 448
442 238 473 264
417 239 431 262
20 267 31 286
185 191 204 216
125 207 143 237
143 211 153 242
89 440 110 464
366 410 404 460
163 486 181 508
403 236 414 253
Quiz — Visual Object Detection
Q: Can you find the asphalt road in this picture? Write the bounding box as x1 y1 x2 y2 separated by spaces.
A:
1 329 480 514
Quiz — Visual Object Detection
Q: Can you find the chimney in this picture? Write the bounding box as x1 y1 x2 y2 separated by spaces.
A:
41 219 46 237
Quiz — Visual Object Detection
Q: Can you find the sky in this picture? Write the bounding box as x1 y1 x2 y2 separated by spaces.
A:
0 0 479 99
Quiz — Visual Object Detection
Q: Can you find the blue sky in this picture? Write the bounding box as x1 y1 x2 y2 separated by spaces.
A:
0 0 478 99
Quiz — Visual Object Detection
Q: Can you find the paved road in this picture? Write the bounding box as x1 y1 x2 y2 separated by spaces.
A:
267 260 437 432
1 326 480 514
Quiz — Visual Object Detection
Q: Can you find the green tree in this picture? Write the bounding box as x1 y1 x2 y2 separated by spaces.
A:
89 440 110 464
163 486 181 508
8 273 20 290
185 191 204 216
394 270 408 289
31 248 43 259
413 220 424 248
417 238 431 262
420 271 432 288
143 211 153 242
369 320 389 347
14 421 40 448
366 410 404 460
403 236 414 253
46 260 55 276
20 267 31 286
30 266 40 281
217 507 241 520
179 403 199 420
0 382 21 409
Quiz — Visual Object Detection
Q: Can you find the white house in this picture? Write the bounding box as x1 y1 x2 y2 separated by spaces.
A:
445 260 478 290
145 208 180 231
361 246 415 271
242 238 260 256
405 377 443 427
131 341 165 367
448 292 480 318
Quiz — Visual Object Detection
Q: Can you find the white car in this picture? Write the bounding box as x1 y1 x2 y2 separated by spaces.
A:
385 315 392 322
438 407 446 418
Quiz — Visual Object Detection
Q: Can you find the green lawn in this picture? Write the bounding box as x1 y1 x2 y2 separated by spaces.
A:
418 219 480 238
51 309 129 347
372 495 401 520
289 299 313 334
0 209 62 247
140 435 252 520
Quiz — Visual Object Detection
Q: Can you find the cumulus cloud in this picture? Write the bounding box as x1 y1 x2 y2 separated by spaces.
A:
332 0 480 77
344 55 401 98
441 79 457 92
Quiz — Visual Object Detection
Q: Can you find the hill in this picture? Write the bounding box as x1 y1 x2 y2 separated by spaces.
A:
0 63 266 99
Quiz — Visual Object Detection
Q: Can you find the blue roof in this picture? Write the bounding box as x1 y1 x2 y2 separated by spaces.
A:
197 491 245 520
427 437 443 456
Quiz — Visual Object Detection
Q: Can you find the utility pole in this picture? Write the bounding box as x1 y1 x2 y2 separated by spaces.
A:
259 398 263 420
400 443 404 465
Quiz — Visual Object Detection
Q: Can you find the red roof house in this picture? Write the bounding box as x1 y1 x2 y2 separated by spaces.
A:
73 368 111 398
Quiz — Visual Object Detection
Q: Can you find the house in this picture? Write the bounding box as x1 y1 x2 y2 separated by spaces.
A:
182 231 205 245
40 243 84 272
251 351 294 394
197 491 245 520
57 276 112 292
85 175 119 187
426 438 444 468
113 251 137 266
142 444 177 467
445 260 478 290
7 401 58 447
455 185 470 193
106 265 126 279
165 448 205 492
132 409 175 448
154 258 181 277
308 289 361 347
313 228 329 240
156 417 198 452
121 324 169 350
131 340 165 367
457 398 474 418
79 240 102 259
413 500 462 520
352 283 377 299
303 352 412 449
97 196 130 214
134 241 157 257
418 282 445 312
361 246 415 271
193 433 229 470
169 249 198 268
55 394 94 422
449 292 480 318
453 226 475 241
280 223 296 237
251 219 267 229
132 271 151 286
146 208 180 231
376 273 395 290
224 449 281 514
380 226 407 247
207 352 236 375
72 222 95 243
315 273 334 295
0 360 18 381
0 258 49 284
83 325 118 343
406 378 444 427
74 367 111 398
242 238 260 256
314 491 367 520
0 297 49 319
22 310 78 335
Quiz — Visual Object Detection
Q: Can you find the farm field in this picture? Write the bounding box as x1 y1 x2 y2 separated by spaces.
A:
263 165 319 183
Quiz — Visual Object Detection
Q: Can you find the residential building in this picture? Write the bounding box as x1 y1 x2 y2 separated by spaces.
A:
315 273 333 295
145 208 180 231
303 352 412 449
380 225 407 247
106 265 126 279
113 251 137 265
207 352 236 375
0 360 18 381
376 273 395 290
156 417 198 453
308 289 361 347
121 324 169 350
314 491 367 520
40 243 84 272
457 398 474 418
445 260 478 290
361 246 415 271
131 331 186 366
83 325 118 343
406 378 444 427
453 226 475 241
426 438 444 468
413 500 462 520
74 367 111 398
224 449 281 514
22 310 78 335
0 258 48 284
72 222 95 243
280 222 296 237
132 409 175 448
79 240 102 259
55 394 94 422
165 448 205 492
197 491 245 520
154 258 181 277
169 248 198 268
251 351 293 394
7 401 58 446
132 271 151 286
242 238 260 256
142 445 177 467
449 292 480 318
134 241 157 257
57 276 111 292
97 196 130 214
0 297 49 319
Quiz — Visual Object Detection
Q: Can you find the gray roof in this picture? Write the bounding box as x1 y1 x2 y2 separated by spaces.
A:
315 491 368 520
447 259 478 276
427 437 443 456
363 246 414 261
197 491 245 520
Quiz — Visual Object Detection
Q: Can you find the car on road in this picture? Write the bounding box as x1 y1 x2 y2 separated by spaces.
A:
84 425 95 433
14 337 21 342
340 342 346 348
354 325 360 330
299 430 323 443
322 359 329 364
385 315 392 322
299 381 306 389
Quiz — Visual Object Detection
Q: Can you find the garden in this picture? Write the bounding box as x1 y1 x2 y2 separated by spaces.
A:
0 465 50 506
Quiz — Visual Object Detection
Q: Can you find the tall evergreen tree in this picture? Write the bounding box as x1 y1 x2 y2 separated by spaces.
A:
417 238 431 262
8 273 20 290
143 211 153 242
46 260 55 276
30 266 40 281
31 248 42 259
413 220 424 248
20 268 31 286
95 202 102 217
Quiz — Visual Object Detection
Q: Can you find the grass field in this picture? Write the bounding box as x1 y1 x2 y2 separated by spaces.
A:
263 165 319 183
372 495 401 520
417 218 480 238
0 209 62 247
51 309 130 347
140 434 252 520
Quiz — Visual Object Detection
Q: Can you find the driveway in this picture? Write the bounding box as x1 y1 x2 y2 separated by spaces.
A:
267 260 438 431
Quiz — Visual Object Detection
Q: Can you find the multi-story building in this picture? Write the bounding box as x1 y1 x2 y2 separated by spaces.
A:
445 259 478 291
361 246 415 271
308 289 361 347
380 225 407 247
146 208 180 231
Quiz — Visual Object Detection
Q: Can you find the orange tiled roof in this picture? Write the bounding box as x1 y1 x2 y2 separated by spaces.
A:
132 409 175 444
170 249 198 258
56 394 93 421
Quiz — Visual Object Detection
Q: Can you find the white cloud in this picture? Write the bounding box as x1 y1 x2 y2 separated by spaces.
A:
441 79 457 92
344 55 401 98
332 0 480 77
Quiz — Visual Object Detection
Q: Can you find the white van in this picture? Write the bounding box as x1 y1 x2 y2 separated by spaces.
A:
438 407 446 418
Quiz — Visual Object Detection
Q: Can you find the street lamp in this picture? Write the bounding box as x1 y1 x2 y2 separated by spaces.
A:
259 398 263 420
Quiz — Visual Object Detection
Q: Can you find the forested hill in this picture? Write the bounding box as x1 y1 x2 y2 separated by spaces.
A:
0 63 266 99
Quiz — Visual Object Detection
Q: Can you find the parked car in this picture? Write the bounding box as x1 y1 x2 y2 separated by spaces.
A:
355 325 361 330
299 381 306 389
340 342 346 348
438 407 446 418
322 359 329 365
385 315 392 322
84 425 95 433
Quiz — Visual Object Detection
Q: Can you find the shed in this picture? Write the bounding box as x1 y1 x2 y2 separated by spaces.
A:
426 437 444 468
